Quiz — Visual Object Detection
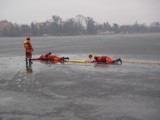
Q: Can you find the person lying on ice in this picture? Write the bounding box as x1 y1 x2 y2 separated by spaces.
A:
33 52 69 63
88 53 122 64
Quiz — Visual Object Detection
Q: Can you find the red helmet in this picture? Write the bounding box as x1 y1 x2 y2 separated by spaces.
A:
26 36 30 40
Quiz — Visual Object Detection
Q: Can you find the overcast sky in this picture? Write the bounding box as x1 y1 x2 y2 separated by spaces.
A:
0 0 160 25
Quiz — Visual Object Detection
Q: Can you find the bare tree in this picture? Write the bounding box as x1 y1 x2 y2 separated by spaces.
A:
85 17 97 34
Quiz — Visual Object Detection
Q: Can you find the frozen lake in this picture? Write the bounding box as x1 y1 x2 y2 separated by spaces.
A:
0 33 160 120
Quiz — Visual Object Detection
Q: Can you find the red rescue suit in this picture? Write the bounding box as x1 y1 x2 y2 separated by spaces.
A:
94 56 114 63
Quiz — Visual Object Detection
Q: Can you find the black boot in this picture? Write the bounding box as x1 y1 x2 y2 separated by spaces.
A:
61 57 69 60
26 58 28 65
29 59 33 64
119 58 122 64
117 58 122 64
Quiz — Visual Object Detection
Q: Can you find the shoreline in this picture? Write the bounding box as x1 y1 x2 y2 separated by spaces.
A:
0 32 160 38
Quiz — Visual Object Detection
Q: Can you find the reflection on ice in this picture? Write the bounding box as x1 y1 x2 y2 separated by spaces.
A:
26 64 33 73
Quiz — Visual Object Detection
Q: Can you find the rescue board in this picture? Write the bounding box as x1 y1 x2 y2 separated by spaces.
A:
64 59 88 63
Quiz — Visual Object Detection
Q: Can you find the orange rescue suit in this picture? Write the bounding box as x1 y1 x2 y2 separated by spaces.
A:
34 54 63 62
97 56 113 63
24 40 33 53
48 54 62 62
24 39 33 59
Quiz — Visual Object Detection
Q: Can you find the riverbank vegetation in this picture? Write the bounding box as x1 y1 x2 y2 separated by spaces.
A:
0 15 160 37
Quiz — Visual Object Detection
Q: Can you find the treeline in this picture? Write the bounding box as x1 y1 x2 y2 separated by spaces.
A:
0 15 160 37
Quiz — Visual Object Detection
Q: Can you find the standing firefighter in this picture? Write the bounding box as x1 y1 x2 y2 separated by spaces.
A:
24 36 34 64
